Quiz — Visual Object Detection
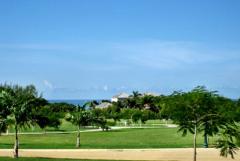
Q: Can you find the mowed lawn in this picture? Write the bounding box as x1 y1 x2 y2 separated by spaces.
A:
6 120 95 133
0 128 216 149
6 119 168 133
0 157 125 161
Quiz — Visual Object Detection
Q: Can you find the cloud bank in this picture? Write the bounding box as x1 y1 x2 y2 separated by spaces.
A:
1 40 240 99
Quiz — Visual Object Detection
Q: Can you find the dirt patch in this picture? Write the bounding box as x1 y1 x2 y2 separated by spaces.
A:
0 148 239 161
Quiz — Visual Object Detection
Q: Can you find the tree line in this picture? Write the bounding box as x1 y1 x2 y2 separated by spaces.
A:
0 84 108 158
0 84 240 161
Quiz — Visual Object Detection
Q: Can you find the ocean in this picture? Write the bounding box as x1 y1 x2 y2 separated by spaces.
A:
48 99 93 106
48 99 104 106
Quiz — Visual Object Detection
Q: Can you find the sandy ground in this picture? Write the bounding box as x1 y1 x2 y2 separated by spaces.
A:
0 148 239 161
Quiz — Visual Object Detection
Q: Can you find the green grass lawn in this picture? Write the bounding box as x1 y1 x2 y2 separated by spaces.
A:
6 119 170 133
7 120 96 133
115 119 173 127
0 157 126 161
0 128 216 149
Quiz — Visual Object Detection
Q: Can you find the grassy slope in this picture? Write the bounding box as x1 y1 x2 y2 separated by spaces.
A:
0 128 216 149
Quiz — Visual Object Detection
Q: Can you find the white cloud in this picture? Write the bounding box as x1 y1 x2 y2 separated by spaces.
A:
43 80 53 89
110 40 240 70
103 85 108 91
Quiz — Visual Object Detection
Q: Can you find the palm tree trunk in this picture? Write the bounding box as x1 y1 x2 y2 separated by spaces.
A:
204 133 208 148
14 124 19 158
193 123 197 161
76 126 80 148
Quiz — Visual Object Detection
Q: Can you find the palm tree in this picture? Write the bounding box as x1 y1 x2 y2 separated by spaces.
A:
132 91 141 98
66 104 92 147
213 96 240 158
141 95 159 112
216 123 240 159
0 84 40 158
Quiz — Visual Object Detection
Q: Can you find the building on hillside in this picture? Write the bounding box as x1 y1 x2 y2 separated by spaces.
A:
95 102 112 109
111 92 129 102
143 92 159 97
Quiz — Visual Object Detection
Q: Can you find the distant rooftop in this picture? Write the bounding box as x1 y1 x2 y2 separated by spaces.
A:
95 102 112 109
112 92 130 99
143 92 159 97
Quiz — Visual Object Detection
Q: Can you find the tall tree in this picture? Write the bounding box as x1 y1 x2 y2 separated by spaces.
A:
0 85 13 135
215 97 240 158
141 95 159 112
66 104 92 147
216 123 240 159
170 86 222 161
132 91 142 98
0 84 42 158
0 95 10 135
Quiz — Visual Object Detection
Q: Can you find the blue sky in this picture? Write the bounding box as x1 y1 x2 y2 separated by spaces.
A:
1 0 240 99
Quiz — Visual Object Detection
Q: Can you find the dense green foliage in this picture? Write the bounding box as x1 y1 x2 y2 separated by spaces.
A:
1 84 240 160
34 102 75 130
0 84 47 158
164 86 240 160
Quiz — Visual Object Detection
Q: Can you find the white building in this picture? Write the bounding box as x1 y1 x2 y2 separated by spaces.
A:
95 102 112 109
111 92 129 102
143 92 159 97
